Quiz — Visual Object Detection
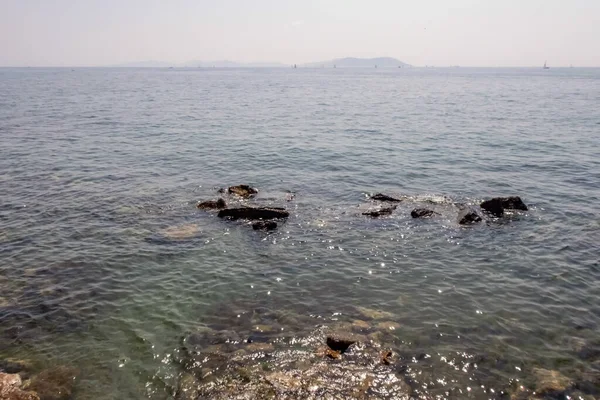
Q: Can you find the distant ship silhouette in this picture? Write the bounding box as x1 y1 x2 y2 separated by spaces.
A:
543 61 550 70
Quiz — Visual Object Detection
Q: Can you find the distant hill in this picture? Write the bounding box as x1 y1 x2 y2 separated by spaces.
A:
113 60 174 68
303 57 411 68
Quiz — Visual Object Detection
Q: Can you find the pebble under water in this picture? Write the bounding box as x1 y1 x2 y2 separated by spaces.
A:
1 67 599 399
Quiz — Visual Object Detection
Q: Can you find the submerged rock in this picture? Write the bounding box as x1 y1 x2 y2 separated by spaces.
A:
218 207 289 221
252 221 278 231
532 368 572 397
375 321 400 331
175 372 200 400
228 185 258 198
574 370 600 396
362 206 397 218
351 320 371 331
197 198 226 210
356 306 395 320
176 326 410 399
25 365 77 400
458 208 482 225
370 193 402 202
480 196 528 217
411 208 438 218
161 224 199 239
0 372 39 400
0 359 31 375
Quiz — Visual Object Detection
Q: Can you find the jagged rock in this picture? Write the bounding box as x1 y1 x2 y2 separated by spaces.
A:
25 366 78 400
252 221 277 231
458 209 482 225
480 196 528 217
326 333 359 353
218 207 289 221
411 208 437 218
381 350 393 365
315 346 341 359
228 185 258 198
532 368 572 397
0 372 40 400
197 198 226 210
370 193 402 202
363 206 396 218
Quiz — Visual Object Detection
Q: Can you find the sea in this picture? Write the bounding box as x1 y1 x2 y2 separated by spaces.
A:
1 67 599 399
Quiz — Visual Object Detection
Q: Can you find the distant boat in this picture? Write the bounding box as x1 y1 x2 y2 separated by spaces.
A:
543 61 550 70
293 64 297 69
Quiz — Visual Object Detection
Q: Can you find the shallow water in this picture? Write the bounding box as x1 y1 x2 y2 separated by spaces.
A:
1 67 599 399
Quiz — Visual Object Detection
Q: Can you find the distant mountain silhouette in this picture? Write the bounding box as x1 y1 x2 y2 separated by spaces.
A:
303 57 411 68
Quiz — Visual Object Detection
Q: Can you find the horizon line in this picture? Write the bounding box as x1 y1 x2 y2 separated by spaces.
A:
0 65 597 69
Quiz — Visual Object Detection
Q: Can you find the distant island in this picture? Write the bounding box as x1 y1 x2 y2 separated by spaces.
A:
111 57 410 68
303 57 411 68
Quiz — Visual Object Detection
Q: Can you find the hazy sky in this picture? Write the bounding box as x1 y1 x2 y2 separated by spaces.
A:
1 0 599 67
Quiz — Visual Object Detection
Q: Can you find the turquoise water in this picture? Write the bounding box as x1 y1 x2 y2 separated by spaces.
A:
1 67 599 398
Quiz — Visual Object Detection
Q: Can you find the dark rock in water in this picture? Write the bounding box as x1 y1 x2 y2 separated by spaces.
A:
326 334 358 353
458 208 482 225
574 371 600 395
480 196 528 217
26 365 78 400
0 372 40 400
363 206 396 218
184 330 242 348
576 341 600 361
0 359 31 374
218 207 289 221
370 193 402 202
252 221 277 231
228 185 258 198
197 198 226 210
411 208 437 218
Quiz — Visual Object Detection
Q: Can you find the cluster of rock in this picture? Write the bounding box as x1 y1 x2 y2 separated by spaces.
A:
366 193 528 225
197 185 290 231
0 361 76 400
197 186 529 230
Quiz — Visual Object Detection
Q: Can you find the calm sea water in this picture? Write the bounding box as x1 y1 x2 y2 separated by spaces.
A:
1 67 599 399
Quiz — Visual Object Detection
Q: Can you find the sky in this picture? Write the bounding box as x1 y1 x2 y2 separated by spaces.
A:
1 0 599 67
